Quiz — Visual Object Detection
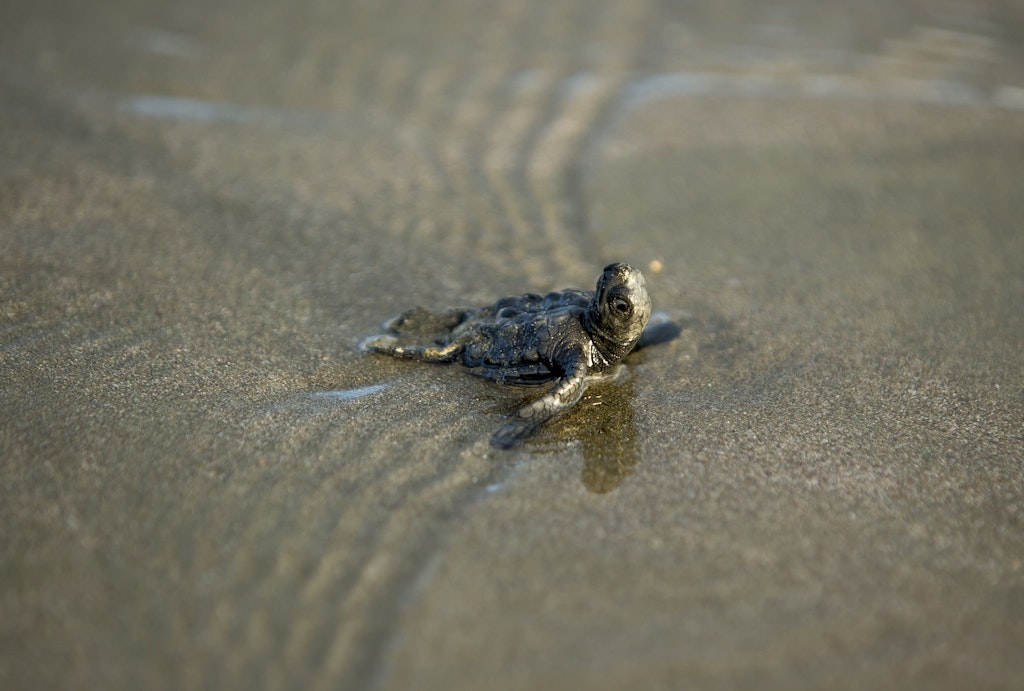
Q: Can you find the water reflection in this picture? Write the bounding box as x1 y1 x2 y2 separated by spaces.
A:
532 315 681 494
488 374 643 493
575 376 642 494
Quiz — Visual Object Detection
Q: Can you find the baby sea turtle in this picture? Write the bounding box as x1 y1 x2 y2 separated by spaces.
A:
361 263 651 448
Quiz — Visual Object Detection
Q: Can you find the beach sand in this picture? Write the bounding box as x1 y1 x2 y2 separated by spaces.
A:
2 1 1023 689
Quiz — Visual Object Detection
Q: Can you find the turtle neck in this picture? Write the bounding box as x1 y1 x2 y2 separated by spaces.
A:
584 303 638 367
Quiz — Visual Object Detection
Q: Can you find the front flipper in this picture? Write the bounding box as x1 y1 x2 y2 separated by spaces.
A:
491 363 588 448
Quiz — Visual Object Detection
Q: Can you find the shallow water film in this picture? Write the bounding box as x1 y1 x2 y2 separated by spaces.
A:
3 1 1024 689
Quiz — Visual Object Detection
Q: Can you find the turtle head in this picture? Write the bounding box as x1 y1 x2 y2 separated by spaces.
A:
588 263 651 361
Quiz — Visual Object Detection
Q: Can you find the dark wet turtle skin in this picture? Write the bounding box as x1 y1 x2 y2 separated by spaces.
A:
362 263 652 448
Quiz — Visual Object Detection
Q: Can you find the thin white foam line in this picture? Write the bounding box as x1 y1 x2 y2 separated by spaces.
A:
119 94 332 126
121 95 264 122
617 70 1024 113
310 383 390 402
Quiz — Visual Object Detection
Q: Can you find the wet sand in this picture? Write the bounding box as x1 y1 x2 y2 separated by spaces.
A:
2 1 1024 689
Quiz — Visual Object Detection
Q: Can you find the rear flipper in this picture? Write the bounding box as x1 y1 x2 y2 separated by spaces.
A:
490 366 588 448
361 306 474 362
383 306 470 338
361 334 464 363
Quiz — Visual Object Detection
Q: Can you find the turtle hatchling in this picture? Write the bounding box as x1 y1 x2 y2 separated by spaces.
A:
361 263 652 448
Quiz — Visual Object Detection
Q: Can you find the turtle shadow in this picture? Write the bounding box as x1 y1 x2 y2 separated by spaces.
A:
635 312 684 351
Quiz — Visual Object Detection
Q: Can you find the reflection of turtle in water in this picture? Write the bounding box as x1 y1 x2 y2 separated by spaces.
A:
361 263 652 448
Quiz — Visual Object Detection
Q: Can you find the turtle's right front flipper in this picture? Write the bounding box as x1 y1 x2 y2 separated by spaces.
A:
490 362 588 448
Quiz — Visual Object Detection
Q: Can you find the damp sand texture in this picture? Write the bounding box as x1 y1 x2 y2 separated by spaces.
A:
3 1 1024 690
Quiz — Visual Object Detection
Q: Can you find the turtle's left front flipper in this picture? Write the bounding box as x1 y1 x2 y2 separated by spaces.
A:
490 361 589 448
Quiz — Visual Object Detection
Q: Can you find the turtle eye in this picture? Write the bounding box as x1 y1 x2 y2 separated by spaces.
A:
611 295 632 316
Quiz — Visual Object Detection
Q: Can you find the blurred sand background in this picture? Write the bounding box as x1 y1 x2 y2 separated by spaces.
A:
2 1 1024 689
